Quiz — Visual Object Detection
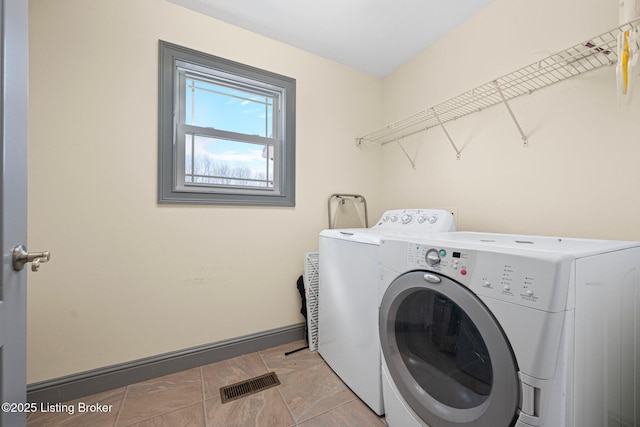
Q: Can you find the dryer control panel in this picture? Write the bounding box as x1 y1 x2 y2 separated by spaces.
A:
406 243 569 312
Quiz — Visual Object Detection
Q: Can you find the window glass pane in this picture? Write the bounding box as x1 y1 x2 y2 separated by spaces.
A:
185 77 274 138
395 290 492 409
184 134 274 188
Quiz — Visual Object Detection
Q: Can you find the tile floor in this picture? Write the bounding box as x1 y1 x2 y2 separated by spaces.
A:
27 340 387 426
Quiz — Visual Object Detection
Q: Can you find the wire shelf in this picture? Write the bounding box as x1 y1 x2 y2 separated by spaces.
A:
357 19 640 146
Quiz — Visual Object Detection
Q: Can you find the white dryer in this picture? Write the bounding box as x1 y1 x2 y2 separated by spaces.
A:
379 232 640 427
318 209 455 415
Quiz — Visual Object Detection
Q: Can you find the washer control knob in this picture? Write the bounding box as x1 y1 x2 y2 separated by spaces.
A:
390 215 398 222
428 216 437 224
417 215 427 224
526 290 534 296
426 249 441 266
401 214 412 224
382 215 389 222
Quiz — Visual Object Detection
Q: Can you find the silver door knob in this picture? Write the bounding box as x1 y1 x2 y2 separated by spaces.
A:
12 245 50 272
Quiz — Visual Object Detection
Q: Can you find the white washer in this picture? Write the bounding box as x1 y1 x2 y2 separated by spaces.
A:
379 232 640 427
318 209 455 415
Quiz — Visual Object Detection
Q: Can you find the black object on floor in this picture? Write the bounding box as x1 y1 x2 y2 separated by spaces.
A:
285 346 309 356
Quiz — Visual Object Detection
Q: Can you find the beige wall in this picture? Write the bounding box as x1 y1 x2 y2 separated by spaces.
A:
27 0 382 383
28 0 640 384
380 0 640 240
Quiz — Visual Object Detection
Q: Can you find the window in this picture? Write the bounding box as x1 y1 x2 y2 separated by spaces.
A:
158 41 296 206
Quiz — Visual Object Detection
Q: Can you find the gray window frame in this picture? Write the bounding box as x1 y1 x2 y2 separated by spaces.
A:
158 41 296 206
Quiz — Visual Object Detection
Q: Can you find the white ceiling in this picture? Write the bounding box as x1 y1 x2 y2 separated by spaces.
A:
166 0 496 77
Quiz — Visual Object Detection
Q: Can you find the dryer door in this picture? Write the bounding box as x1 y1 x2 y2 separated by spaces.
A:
380 270 520 427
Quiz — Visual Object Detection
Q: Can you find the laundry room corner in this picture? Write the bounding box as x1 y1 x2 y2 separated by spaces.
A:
377 0 640 240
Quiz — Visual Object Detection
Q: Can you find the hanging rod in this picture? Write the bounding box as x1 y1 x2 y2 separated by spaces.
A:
356 18 640 147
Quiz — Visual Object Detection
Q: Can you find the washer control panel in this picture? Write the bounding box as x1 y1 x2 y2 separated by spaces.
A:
375 209 455 232
406 243 564 311
408 244 476 285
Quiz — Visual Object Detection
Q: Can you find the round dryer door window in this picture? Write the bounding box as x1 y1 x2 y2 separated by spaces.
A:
380 271 520 427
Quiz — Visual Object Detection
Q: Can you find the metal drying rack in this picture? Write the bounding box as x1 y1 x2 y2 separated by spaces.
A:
327 194 368 229
356 18 640 165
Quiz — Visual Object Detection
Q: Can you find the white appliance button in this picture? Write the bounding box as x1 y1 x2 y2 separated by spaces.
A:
401 214 412 224
504 285 511 291
417 215 427 223
526 290 534 296
390 215 398 222
428 216 437 224
483 281 491 287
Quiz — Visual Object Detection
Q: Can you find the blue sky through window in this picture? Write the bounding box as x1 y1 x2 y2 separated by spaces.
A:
185 77 274 185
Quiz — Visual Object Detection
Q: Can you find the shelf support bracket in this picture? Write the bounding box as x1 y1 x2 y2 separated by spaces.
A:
432 108 461 160
493 81 528 147
396 140 417 170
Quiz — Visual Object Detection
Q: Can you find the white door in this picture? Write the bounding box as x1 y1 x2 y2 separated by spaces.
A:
0 0 30 426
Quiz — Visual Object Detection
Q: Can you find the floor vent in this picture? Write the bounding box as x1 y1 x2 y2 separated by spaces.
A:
219 372 280 404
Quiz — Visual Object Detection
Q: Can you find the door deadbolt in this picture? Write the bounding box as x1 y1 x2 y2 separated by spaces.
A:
12 245 50 272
